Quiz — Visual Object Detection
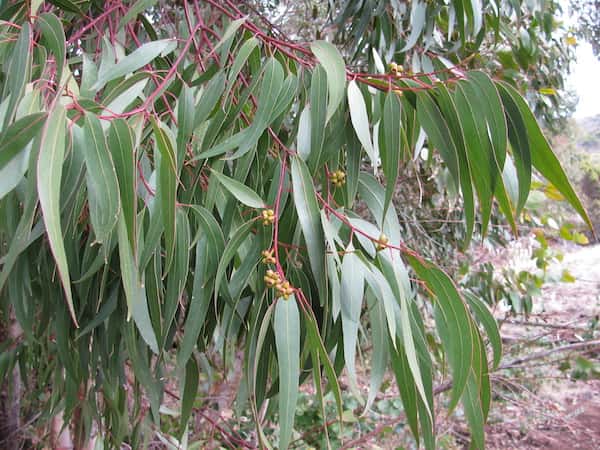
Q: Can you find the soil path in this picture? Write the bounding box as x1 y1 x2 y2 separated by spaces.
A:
486 243 600 450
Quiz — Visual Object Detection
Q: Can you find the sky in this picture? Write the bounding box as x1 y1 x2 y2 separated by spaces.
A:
569 42 600 119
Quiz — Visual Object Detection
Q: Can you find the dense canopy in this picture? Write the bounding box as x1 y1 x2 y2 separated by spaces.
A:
0 0 591 448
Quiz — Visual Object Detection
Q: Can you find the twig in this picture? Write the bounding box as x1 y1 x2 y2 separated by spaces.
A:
499 339 600 370
501 319 590 331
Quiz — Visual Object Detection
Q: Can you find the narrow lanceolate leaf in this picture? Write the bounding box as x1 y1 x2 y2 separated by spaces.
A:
467 72 507 172
416 92 459 186
365 294 389 411
151 117 177 273
0 112 47 170
402 1 427 51
465 292 502 370
179 355 199 437
227 37 259 93
108 119 136 250
303 308 344 426
162 209 190 349
308 65 327 170
38 13 66 84
213 17 247 53
310 41 346 122
347 80 375 165
117 213 159 353
93 39 177 91
176 84 195 171
430 85 476 246
37 105 77 325
497 81 594 232
274 296 300 450
340 247 365 400
177 207 225 367
452 80 496 235
297 104 311 161
82 114 121 245
496 84 531 215
374 254 432 420
291 156 326 300
213 219 255 303
408 256 475 412
210 170 265 209
380 92 403 217
417 90 475 246
4 22 31 127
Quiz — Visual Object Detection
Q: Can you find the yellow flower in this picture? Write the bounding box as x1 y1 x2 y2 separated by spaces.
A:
262 209 275 225
261 249 276 264
376 233 389 251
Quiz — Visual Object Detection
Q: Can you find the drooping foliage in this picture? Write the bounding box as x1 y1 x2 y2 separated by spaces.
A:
0 0 592 448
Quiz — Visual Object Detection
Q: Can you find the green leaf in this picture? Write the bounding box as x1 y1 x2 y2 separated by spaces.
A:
416 92 460 189
465 293 502 370
82 113 121 245
274 296 300 450
466 72 507 178
180 354 199 437
303 307 344 426
4 22 31 127
297 104 311 161
497 81 594 231
408 256 474 412
177 84 195 171
213 219 255 303
380 92 403 217
497 83 531 214
210 169 265 209
340 246 365 400
362 265 397 358
430 85 476 246
310 41 346 122
200 58 284 160
417 90 475 245
117 212 159 353
357 173 402 243
38 13 66 85
104 76 149 116
308 65 327 169
376 255 432 420
162 209 191 349
347 80 375 165
390 340 421 447
227 37 259 93
194 72 226 129
365 294 389 411
108 119 137 251
47 0 83 14
452 81 496 235
118 0 157 28
151 118 178 273
402 1 427 51
93 39 177 91
177 233 220 367
0 112 47 171
213 17 247 53
75 288 118 340
290 156 326 301
462 371 485 449
37 105 77 325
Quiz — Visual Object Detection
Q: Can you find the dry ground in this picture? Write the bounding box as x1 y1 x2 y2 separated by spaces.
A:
484 242 600 450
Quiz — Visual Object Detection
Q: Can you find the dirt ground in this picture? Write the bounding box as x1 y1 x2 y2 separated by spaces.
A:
483 242 600 450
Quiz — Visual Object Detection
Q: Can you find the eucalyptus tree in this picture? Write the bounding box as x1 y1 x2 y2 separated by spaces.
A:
0 0 592 448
